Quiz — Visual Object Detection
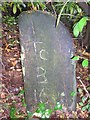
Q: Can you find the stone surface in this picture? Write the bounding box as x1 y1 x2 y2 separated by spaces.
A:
19 11 76 112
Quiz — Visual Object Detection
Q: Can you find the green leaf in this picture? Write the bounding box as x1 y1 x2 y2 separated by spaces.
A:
88 105 90 112
76 5 82 13
82 104 89 111
38 103 45 111
54 102 62 110
79 102 84 106
13 4 17 14
73 23 80 37
72 56 79 60
82 59 89 67
39 3 46 10
78 88 83 93
43 109 52 118
23 103 27 107
45 109 52 115
10 107 16 118
70 6 74 15
82 106 87 111
70 91 77 97
86 77 90 80
17 4 22 11
19 89 25 95
36 108 42 113
22 99 25 103
73 17 88 37
78 17 88 32
0 33 2 38
87 86 90 90
82 96 87 103
27 111 33 118
88 99 90 103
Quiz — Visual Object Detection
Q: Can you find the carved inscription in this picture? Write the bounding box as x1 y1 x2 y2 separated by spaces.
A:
33 41 48 102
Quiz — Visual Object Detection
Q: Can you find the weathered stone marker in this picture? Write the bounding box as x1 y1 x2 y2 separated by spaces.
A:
19 11 76 112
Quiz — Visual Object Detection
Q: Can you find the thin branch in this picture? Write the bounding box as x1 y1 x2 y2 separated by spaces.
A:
61 13 76 17
79 79 90 98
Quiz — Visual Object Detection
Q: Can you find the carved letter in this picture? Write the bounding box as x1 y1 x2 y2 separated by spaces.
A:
37 67 47 83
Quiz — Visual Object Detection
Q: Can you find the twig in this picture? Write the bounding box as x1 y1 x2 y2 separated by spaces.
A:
61 13 76 17
0 116 7 120
79 79 90 98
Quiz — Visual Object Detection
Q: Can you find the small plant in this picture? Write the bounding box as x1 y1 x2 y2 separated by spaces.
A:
22 98 27 107
72 56 89 68
10 106 17 118
27 102 63 119
54 102 62 111
79 95 90 112
18 89 26 107
86 76 90 81
29 2 46 11
56 1 82 27
73 17 88 37
3 15 17 26
12 2 26 14
18 89 25 96
8 38 19 47
33 103 52 119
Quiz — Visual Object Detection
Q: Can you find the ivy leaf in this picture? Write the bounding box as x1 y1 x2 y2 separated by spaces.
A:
87 86 90 90
78 88 83 93
82 106 87 111
88 105 90 112
19 89 25 95
82 96 87 103
70 91 77 97
88 99 90 103
13 4 17 14
82 59 88 67
82 105 89 111
27 111 33 118
54 102 62 110
10 107 16 118
36 108 42 113
38 103 45 111
45 109 52 115
43 109 52 118
36 108 42 114
79 102 84 106
23 103 27 107
72 56 79 60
